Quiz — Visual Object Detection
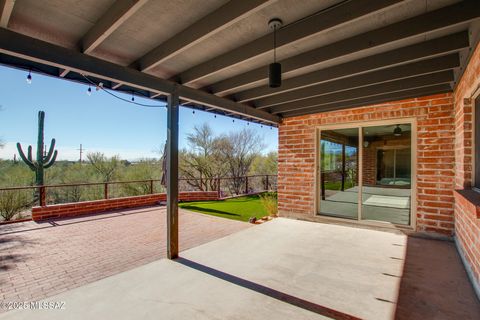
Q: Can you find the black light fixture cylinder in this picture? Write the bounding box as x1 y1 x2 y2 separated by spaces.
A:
269 62 282 88
268 18 282 88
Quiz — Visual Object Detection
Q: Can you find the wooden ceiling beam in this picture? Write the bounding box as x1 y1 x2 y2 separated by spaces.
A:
234 32 469 103
0 28 280 124
0 0 14 28
136 0 274 72
281 84 452 118
82 0 149 54
255 54 459 108
177 0 402 84
208 1 480 95
270 71 454 114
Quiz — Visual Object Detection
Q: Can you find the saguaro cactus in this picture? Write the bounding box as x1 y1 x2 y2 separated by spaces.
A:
17 111 58 186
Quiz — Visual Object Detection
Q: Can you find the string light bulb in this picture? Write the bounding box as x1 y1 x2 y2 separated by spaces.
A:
87 86 92 96
192 110 195 115
214 114 217 118
131 92 135 102
26 70 32 84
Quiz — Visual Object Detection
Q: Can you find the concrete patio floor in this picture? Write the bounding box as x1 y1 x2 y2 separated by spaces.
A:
1 218 478 320
0 207 250 309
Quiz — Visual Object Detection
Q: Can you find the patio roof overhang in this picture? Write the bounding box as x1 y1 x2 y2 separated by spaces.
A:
0 0 479 121
1 0 480 258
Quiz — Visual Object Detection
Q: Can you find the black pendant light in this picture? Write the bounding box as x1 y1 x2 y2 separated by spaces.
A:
268 18 283 88
393 125 402 136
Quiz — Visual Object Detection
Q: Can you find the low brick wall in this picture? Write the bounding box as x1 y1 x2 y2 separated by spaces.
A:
454 190 480 287
32 191 218 221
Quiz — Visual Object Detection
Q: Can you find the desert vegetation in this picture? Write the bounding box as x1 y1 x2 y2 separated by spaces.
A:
0 123 277 221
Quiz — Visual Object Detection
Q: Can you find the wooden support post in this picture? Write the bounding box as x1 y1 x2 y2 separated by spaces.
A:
39 186 46 206
149 179 154 194
104 183 109 199
217 177 221 199
341 143 346 191
265 175 269 191
167 89 179 260
245 176 249 194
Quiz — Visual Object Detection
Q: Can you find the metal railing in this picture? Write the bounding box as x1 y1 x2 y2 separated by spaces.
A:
0 175 277 220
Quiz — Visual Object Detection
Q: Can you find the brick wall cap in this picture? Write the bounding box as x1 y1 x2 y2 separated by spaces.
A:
455 189 480 218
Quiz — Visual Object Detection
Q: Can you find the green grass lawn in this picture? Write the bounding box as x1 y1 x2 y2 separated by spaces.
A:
324 180 355 190
179 194 267 222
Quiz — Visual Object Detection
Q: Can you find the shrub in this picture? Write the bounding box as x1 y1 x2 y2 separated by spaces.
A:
259 192 277 217
0 190 29 221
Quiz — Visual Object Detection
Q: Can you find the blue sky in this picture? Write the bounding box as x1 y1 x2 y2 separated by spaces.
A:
0 66 278 161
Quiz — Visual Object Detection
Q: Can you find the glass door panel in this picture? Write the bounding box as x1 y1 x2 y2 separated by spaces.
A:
361 124 412 225
319 128 359 219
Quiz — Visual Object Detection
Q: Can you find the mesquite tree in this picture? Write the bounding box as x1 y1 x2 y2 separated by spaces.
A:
16 111 58 186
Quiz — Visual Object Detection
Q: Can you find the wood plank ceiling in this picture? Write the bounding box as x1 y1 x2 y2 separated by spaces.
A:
0 0 479 124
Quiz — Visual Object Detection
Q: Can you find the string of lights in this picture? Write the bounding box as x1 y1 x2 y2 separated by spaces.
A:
80 73 166 108
25 69 275 130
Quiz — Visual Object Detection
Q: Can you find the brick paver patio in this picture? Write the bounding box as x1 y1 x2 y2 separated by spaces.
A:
0 206 251 309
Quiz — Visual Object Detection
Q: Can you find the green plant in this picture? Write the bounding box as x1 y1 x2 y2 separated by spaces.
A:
87 152 120 182
259 192 278 217
16 111 58 186
0 190 28 221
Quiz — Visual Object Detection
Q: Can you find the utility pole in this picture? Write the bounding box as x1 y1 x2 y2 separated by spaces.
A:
77 144 85 163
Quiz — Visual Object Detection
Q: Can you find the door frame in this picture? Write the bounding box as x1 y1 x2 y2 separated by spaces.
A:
314 117 417 230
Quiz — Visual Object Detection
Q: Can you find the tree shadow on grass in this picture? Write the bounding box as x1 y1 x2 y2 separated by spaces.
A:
180 205 241 217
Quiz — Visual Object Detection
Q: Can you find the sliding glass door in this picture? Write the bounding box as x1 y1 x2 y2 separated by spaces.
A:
319 122 413 226
318 128 359 220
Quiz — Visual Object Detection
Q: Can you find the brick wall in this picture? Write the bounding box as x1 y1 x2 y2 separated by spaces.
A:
32 191 218 221
278 93 456 235
454 191 480 285
453 39 480 289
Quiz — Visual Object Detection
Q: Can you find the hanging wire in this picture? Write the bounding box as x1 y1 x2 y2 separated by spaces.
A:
273 23 277 63
27 69 274 126
80 73 166 108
